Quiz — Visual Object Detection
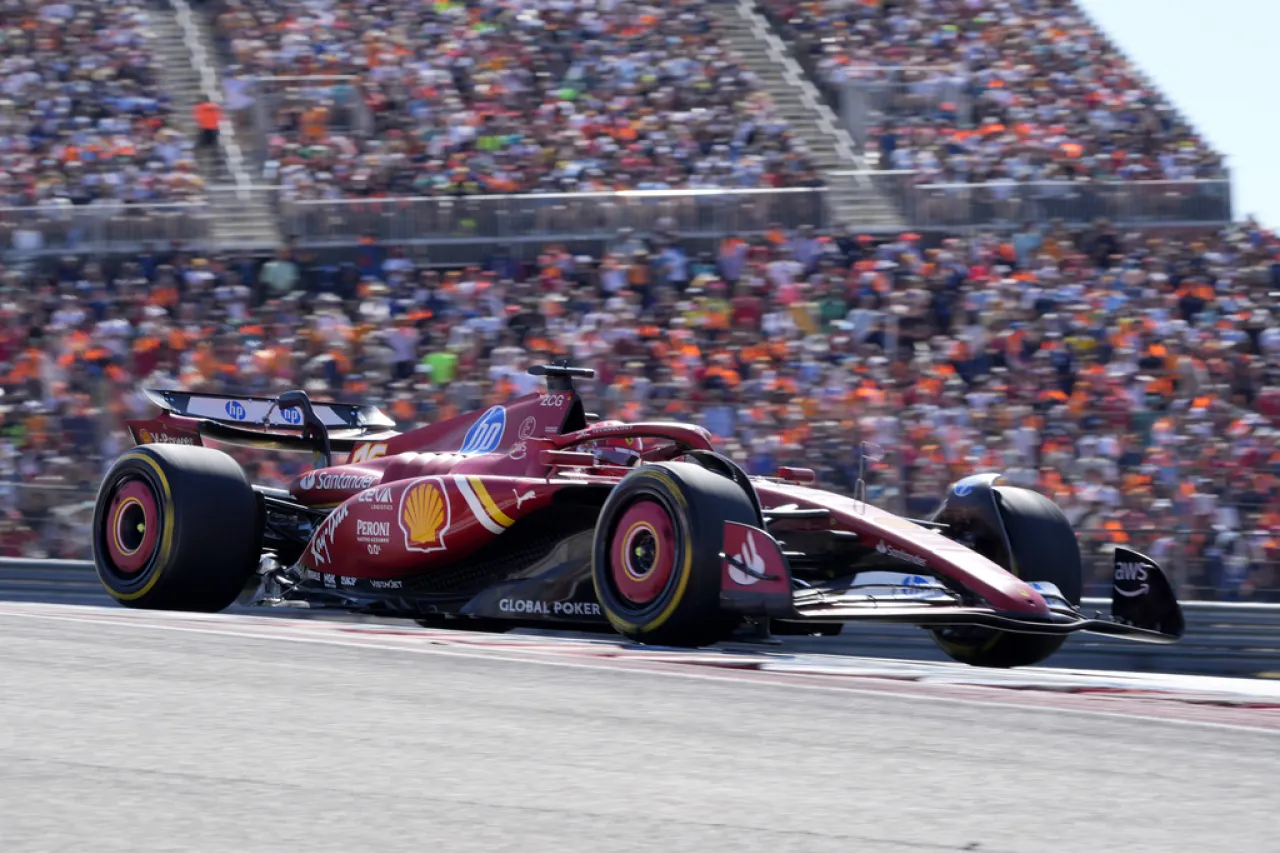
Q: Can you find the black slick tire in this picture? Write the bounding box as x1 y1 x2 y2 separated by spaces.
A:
932 486 1084 668
591 461 757 647
92 444 261 612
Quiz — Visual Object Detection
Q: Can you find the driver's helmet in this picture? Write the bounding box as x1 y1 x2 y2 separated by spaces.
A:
582 421 645 467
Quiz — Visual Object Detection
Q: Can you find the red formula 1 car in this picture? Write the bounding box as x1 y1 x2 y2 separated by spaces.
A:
93 364 1184 668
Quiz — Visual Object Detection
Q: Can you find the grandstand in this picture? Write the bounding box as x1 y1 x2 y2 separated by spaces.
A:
0 0 1237 259
0 0 1274 599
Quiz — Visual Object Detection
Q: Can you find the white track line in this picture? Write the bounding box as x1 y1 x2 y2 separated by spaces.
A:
1 604 1276 735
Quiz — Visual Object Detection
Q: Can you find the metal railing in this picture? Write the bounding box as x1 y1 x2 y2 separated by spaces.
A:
0 186 829 260
828 171 1233 228
266 176 1231 240
0 176 1235 262
1 556 1277 676
0 202 214 257
272 186 831 246
906 178 1233 229
0 476 1273 604
0 481 99 562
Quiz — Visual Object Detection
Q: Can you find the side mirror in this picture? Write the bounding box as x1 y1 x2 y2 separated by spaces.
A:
777 466 816 484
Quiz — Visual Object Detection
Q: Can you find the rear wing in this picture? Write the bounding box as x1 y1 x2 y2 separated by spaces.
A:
130 389 399 454
143 390 396 431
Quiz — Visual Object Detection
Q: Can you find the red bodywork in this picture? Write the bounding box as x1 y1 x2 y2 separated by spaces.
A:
126 385 1049 618
747 482 1047 616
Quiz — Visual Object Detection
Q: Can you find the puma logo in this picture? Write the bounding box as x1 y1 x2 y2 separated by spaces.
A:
513 488 536 509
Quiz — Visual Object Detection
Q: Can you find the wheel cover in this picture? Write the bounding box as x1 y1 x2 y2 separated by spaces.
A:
102 479 161 576
610 499 677 606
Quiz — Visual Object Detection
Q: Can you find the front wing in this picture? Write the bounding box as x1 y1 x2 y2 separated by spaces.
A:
719 522 1185 645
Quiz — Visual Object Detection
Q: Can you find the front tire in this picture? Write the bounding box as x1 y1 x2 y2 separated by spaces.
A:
932 486 1084 668
591 462 757 647
92 444 261 612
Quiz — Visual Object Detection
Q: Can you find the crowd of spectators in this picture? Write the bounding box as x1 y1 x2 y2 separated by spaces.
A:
0 0 203 212
762 0 1228 186
0 0 1271 606
209 0 821 199
0 0 1233 212
1 218 1277 598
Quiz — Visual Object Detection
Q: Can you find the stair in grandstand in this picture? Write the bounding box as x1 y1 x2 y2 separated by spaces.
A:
150 2 282 251
710 0 905 231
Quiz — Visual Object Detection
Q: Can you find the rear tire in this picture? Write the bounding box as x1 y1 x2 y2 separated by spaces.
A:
92 445 261 612
591 462 757 647
931 486 1083 668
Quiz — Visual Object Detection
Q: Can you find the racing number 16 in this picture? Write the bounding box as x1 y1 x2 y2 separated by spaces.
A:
350 443 388 464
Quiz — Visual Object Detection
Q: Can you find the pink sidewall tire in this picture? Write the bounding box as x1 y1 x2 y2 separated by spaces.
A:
92 444 261 612
591 462 758 648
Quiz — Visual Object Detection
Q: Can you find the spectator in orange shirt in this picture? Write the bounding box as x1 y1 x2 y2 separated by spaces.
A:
194 98 224 150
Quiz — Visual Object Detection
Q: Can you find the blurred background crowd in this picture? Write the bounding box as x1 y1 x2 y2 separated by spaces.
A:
0 0 205 208
212 0 822 198
0 0 1274 601
2 219 1276 599
761 0 1226 183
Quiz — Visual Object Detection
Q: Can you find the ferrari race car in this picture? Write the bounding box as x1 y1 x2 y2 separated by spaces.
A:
92 363 1185 668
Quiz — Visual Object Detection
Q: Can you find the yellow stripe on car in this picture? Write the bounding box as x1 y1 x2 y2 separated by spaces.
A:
452 475 514 535
468 477 514 528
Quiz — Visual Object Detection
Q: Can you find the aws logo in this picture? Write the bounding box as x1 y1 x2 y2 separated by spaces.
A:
1114 561 1151 598
1115 562 1149 582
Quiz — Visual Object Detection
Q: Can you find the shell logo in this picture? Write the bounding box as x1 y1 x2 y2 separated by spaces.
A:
139 429 152 443
399 478 451 554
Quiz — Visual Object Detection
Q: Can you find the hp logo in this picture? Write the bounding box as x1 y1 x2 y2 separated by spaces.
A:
459 406 507 455
281 407 303 425
225 400 247 421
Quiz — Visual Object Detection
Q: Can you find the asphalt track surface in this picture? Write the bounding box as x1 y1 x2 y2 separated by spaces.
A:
2 604 1278 853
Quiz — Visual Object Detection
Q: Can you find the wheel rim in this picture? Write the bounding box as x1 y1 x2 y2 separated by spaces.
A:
610 498 677 606
101 478 161 576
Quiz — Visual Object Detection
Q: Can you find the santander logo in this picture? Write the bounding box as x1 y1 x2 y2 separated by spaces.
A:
729 531 764 586
876 539 927 567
